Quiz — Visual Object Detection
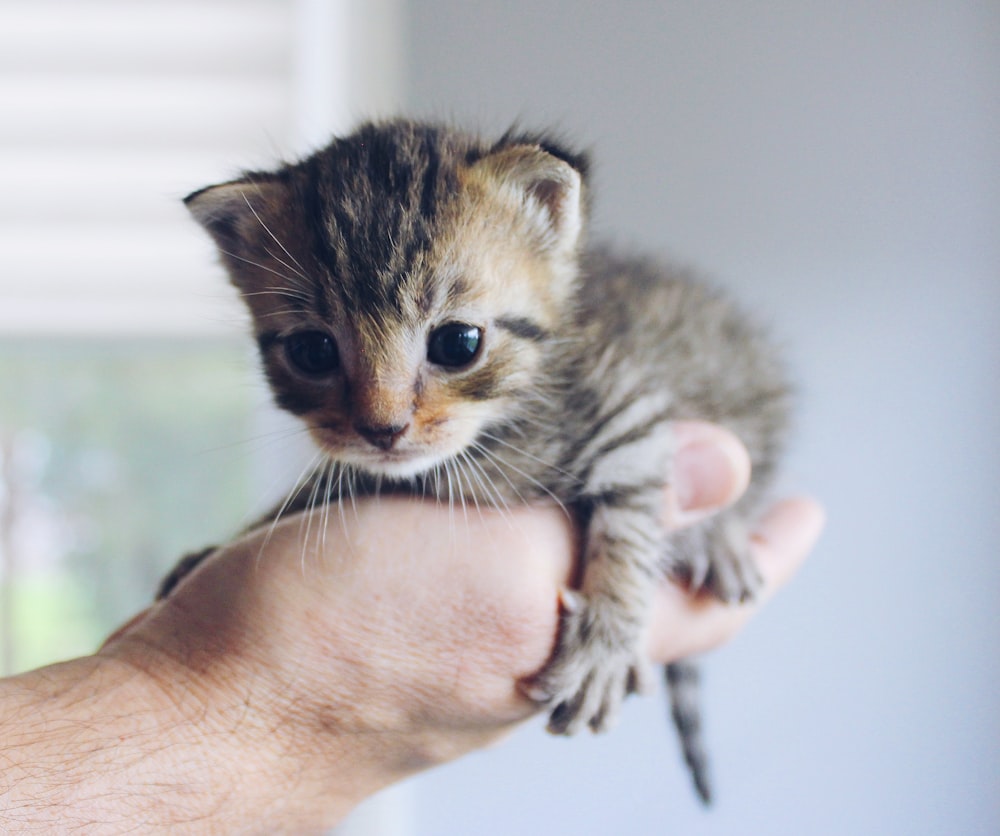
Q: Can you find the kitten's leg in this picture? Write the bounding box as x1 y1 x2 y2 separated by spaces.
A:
531 492 664 735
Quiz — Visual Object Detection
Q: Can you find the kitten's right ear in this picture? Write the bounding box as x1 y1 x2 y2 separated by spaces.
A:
183 178 283 251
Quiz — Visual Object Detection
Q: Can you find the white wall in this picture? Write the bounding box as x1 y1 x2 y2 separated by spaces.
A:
397 2 1000 834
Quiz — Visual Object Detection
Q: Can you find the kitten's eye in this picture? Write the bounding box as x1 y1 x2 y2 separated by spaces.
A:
428 323 483 368
285 331 339 376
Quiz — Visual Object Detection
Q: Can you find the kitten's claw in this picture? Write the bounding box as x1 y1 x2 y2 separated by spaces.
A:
519 682 553 704
558 587 584 613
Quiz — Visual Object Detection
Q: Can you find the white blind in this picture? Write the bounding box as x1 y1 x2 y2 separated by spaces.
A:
0 0 360 337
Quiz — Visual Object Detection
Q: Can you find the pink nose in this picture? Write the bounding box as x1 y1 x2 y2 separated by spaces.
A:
355 422 409 451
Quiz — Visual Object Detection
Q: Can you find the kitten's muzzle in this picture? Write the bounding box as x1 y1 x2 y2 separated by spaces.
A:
355 421 410 451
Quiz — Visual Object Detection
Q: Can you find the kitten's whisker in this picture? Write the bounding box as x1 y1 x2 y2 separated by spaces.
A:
443 458 455 535
347 466 359 520
455 450 495 528
217 248 312 293
448 457 470 529
335 464 349 538
253 308 312 321
478 430 580 484
240 192 312 282
299 457 330 572
241 286 312 303
455 452 484 514
320 460 335 555
461 449 511 522
263 246 313 289
201 424 312 457
469 442 529 505
432 463 443 506
257 450 326 567
472 442 571 517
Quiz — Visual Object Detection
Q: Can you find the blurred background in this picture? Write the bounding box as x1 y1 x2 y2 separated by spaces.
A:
0 2 997 834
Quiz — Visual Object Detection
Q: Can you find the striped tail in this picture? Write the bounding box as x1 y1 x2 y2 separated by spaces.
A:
665 659 712 805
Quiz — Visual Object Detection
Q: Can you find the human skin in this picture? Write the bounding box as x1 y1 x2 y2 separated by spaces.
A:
0 422 824 834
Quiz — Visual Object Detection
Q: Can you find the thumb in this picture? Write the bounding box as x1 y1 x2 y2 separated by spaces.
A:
666 421 752 530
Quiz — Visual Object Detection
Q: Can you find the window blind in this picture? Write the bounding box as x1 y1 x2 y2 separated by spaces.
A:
0 0 296 337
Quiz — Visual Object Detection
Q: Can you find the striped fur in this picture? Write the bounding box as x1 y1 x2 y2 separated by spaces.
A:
175 119 791 804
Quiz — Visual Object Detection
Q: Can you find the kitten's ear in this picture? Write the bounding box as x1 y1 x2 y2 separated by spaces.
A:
183 178 285 252
474 146 585 255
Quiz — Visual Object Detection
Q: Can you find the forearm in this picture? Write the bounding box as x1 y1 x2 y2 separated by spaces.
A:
0 647 359 833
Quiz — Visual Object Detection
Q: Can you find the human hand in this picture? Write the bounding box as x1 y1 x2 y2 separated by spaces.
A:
91 421 822 831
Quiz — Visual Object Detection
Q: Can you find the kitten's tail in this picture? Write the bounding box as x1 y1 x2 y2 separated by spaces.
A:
665 659 712 805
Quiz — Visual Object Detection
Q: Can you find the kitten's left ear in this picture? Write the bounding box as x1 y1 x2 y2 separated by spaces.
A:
474 145 585 256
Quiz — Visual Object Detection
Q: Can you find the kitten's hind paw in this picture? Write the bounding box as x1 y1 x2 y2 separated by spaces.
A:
676 515 762 604
522 591 651 736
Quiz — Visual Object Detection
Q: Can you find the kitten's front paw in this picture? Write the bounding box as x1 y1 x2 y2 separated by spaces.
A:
524 590 651 736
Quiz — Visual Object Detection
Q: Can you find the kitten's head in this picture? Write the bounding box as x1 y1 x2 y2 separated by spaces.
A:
186 120 589 478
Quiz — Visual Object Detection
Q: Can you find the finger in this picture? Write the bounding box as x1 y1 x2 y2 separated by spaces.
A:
666 421 752 530
646 496 825 662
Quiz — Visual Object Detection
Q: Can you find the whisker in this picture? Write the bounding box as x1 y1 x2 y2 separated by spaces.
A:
460 448 510 522
256 449 326 568
264 245 314 289
335 464 349 539
472 442 571 517
443 458 455 530
448 457 470 529
469 442 529 505
320 459 335 556
218 247 312 293
252 307 313 321
299 457 330 572
478 430 580 484
347 466 359 520
200 424 313 457
240 193 312 282
455 450 495 528
240 286 313 303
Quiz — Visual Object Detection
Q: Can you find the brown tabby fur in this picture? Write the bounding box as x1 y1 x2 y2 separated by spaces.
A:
162 119 791 804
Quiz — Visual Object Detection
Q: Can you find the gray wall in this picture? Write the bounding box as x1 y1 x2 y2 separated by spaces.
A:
396 3 1000 835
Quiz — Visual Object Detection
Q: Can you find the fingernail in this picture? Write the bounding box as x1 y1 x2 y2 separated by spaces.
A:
674 435 749 514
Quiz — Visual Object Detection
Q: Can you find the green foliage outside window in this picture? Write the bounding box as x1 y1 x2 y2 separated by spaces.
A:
0 342 253 674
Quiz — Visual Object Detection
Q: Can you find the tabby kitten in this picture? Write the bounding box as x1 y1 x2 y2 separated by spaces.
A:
166 119 790 803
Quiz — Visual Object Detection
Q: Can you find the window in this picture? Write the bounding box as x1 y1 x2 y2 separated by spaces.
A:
0 0 401 674
0 343 256 672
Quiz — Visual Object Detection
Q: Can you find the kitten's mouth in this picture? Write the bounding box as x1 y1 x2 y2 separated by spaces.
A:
311 428 443 478
357 447 443 478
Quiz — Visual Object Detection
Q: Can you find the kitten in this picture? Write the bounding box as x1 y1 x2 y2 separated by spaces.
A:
161 119 790 804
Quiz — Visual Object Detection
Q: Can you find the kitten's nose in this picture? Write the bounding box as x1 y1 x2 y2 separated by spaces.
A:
355 421 410 451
